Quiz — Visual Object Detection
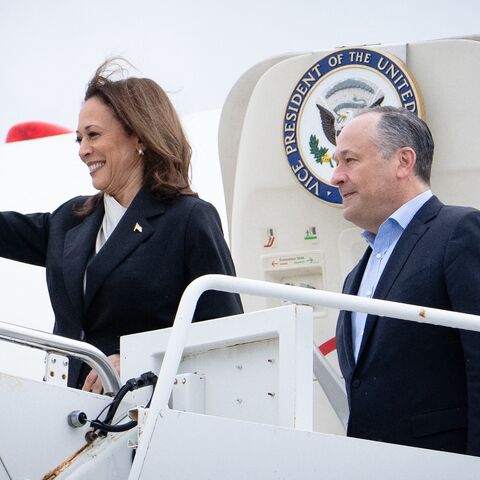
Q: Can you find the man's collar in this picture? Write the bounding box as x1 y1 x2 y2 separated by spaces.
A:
362 190 433 244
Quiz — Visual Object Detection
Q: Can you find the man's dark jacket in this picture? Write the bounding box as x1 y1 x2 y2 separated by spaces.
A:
336 196 480 455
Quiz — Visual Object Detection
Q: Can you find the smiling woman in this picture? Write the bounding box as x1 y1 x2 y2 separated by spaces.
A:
0 58 243 393
77 96 144 205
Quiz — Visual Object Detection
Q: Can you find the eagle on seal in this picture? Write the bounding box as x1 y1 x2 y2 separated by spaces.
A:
316 78 385 146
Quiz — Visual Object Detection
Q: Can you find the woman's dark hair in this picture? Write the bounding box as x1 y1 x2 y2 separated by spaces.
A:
77 58 196 215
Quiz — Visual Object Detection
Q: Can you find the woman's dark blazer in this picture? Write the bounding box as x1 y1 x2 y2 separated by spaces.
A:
0 186 243 386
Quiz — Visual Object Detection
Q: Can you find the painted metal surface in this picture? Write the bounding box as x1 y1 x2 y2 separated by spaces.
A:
0 320 120 394
135 408 480 480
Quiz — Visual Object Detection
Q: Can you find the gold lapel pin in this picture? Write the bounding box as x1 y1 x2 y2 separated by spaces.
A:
134 222 143 233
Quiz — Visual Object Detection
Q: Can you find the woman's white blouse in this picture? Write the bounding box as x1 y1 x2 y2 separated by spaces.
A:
83 194 127 293
95 194 127 253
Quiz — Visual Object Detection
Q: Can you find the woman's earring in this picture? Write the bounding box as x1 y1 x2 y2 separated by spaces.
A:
137 148 144 156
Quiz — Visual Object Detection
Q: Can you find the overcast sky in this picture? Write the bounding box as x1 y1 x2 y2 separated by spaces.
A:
1 0 479 140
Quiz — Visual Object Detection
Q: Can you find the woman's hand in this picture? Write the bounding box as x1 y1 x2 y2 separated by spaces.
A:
82 353 120 394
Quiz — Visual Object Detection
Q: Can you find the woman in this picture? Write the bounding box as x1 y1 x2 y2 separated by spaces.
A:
1 59 242 392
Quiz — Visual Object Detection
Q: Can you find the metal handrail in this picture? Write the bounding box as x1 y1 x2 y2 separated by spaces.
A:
129 274 480 479
0 321 120 394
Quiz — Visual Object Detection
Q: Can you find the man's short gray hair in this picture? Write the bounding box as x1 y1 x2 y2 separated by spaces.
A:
355 106 434 184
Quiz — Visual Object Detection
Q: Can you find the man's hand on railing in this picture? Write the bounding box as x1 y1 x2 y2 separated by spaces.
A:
82 353 120 394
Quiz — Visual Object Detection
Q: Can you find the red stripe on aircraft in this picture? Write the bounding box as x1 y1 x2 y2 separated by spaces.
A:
319 337 336 356
6 122 71 142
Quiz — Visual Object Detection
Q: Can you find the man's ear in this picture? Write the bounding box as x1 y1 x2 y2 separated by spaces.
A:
396 147 417 179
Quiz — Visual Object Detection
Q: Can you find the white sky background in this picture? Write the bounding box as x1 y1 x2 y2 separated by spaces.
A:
0 0 479 140
0 0 478 380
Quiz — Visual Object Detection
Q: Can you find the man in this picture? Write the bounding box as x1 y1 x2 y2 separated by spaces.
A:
332 106 480 455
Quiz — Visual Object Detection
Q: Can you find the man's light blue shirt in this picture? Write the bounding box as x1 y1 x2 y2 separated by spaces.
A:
352 190 433 361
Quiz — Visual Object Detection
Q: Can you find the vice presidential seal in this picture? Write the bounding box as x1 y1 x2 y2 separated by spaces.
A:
283 47 425 204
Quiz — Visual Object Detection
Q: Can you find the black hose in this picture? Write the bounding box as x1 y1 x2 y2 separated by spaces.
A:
89 371 157 438
90 419 138 432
